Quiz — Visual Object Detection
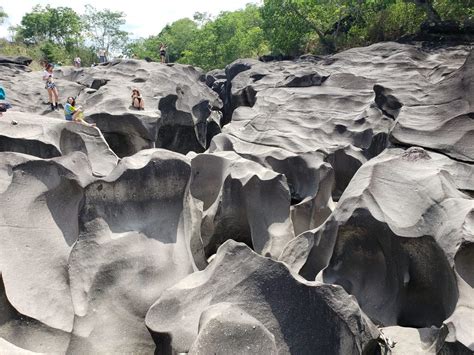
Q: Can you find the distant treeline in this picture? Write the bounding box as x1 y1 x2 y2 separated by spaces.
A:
0 1 472 71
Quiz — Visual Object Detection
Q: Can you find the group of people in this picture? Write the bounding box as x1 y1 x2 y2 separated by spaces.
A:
41 62 95 126
1 50 151 123
41 60 146 126
63 90 145 126
72 48 107 69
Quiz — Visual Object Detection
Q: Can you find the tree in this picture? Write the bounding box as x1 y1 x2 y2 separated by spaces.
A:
126 18 199 62
127 5 268 70
17 5 82 46
0 7 7 25
157 18 199 62
406 0 441 23
121 0 474 70
261 0 310 55
261 0 346 54
82 5 129 55
181 4 269 70
193 12 212 28
261 0 470 55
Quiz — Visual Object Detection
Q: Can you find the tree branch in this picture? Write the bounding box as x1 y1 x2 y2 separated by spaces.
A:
406 0 441 23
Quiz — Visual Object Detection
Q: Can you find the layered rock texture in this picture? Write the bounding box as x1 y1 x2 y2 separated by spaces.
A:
0 41 473 354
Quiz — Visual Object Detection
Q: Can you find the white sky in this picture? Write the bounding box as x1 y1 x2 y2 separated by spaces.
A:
0 0 262 39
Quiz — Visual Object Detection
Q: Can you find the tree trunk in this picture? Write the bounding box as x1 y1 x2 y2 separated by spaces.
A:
284 1 335 53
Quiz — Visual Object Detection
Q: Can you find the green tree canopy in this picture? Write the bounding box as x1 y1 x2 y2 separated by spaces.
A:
158 18 199 62
3 1 472 71
17 5 82 46
127 4 269 70
261 0 474 56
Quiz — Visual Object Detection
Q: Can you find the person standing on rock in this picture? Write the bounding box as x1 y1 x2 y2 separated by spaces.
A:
64 97 96 127
43 63 59 111
0 84 12 117
98 48 107 63
159 43 167 63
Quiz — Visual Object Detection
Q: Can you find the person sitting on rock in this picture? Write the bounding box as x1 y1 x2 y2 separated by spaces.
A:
43 63 59 111
0 84 12 117
131 89 145 110
74 56 81 68
64 97 96 127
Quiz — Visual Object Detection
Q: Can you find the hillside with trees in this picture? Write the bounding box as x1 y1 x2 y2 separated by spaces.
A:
0 1 473 70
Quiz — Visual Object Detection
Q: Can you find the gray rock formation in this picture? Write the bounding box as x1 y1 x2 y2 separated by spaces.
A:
208 134 336 236
67 149 195 353
146 240 381 354
56 61 222 156
279 147 473 348
187 151 295 261
380 325 472 354
0 152 90 353
391 50 474 162
188 303 278 355
0 149 196 353
0 112 118 176
2 59 222 158
0 41 473 353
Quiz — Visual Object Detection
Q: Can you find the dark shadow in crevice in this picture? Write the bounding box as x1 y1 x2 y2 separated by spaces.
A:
156 125 204 155
80 158 190 245
321 209 458 328
102 132 152 158
454 242 474 287
0 136 61 159
325 150 363 201
90 79 109 90
365 132 390 159
373 84 403 120
200 179 254 259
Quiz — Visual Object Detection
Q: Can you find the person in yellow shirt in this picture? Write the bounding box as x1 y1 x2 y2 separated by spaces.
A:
64 97 96 127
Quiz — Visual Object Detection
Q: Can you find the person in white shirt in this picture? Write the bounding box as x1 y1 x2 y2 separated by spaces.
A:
42 63 59 111
98 48 107 63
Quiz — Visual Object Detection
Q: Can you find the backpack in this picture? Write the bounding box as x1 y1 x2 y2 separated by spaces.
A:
0 86 5 100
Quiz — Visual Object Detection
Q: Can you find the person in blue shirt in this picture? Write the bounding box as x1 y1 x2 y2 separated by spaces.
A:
0 85 12 117
64 97 96 127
